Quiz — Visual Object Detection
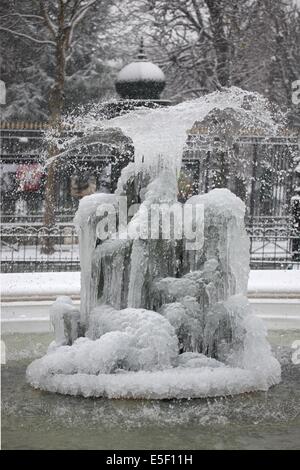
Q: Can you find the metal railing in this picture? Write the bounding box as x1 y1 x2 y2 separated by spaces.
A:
1 217 299 273
1 224 80 272
246 216 300 269
1 212 75 224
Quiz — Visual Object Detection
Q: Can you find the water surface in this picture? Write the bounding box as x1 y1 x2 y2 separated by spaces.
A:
2 331 299 450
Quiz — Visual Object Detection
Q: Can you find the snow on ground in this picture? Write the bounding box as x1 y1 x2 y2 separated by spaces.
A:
248 270 300 295
0 272 80 299
1 270 300 300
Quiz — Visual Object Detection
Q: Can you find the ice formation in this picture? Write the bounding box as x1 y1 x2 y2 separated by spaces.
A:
49 296 81 348
27 87 281 399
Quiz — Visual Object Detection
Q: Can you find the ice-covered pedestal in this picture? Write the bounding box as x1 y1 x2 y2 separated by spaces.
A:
27 183 280 398
27 88 281 398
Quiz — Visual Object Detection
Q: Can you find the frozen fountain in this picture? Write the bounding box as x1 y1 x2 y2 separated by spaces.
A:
26 87 282 399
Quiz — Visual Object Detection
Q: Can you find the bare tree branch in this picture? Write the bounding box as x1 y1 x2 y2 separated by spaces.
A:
0 13 44 20
68 0 99 48
0 26 55 45
40 0 57 38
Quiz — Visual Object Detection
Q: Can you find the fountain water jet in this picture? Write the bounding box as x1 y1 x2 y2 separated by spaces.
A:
26 87 282 399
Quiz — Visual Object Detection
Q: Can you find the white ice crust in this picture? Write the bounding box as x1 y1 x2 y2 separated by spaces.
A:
27 300 280 399
26 88 282 399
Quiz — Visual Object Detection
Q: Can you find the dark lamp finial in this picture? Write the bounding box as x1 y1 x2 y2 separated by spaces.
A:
137 37 147 61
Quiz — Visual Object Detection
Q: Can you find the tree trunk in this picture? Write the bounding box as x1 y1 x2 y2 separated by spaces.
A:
205 0 231 87
41 159 56 254
41 5 67 254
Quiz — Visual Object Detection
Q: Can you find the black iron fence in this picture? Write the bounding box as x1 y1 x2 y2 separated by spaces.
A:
246 216 300 270
1 223 80 272
1 212 74 224
183 138 299 218
1 217 299 273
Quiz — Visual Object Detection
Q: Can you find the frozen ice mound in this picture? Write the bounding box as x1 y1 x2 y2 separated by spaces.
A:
26 296 281 399
26 366 280 400
26 87 282 399
27 361 280 401
27 306 178 375
26 186 281 399
49 296 80 348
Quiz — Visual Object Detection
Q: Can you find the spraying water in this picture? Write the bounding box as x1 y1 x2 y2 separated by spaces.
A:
100 86 281 170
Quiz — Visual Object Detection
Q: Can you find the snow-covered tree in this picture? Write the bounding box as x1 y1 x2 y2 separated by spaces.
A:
0 0 121 122
125 0 300 117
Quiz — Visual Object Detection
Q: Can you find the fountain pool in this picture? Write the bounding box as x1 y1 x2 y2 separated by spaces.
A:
2 87 299 449
2 330 299 450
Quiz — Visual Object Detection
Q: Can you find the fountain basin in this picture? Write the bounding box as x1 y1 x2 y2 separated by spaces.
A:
2 272 299 399
26 362 279 400
2 330 299 450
